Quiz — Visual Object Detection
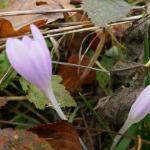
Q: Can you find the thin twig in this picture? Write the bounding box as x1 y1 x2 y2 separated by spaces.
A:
0 8 83 17
0 96 27 101
0 120 34 127
76 127 150 145
46 21 91 27
43 23 93 34
81 110 94 150
0 66 13 84
52 61 110 73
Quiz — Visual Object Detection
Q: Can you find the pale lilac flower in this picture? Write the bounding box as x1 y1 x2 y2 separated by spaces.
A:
6 24 67 120
111 85 150 150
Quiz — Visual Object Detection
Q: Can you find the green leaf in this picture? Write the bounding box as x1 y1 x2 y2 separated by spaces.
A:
19 77 30 92
19 75 76 110
84 0 131 26
96 55 114 95
28 84 48 110
51 75 77 107
0 0 8 8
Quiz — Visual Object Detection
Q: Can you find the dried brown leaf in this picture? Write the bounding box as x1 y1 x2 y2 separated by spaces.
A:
0 128 53 150
28 121 82 150
58 55 96 93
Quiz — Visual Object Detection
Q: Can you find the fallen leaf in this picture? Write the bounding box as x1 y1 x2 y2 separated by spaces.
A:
58 54 96 93
66 12 90 53
0 128 53 150
0 18 47 38
28 120 82 150
0 0 64 37
84 0 131 26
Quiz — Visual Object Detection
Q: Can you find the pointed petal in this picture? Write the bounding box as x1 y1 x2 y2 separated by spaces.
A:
28 41 51 90
6 38 35 81
6 38 49 92
30 24 52 74
128 85 150 123
22 36 33 46
30 25 47 50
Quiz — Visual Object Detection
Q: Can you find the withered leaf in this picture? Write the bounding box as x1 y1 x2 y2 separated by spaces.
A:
58 55 96 93
0 0 75 37
28 121 82 150
0 128 53 150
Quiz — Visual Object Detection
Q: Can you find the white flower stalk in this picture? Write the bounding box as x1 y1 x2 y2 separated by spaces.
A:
111 85 150 150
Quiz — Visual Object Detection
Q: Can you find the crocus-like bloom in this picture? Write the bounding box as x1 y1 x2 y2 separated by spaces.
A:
6 24 67 120
111 85 150 150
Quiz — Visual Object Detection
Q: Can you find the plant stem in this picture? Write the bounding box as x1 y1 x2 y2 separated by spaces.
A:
111 119 132 150
46 87 67 120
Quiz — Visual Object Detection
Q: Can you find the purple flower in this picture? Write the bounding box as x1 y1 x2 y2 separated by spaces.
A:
111 85 150 150
128 85 150 123
6 24 67 120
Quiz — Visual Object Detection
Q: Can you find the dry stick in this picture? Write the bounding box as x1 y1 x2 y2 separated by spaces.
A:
0 96 27 101
0 20 132 43
78 31 106 86
46 21 91 27
52 61 109 73
43 23 93 34
46 26 99 37
81 110 94 150
78 29 101 62
0 66 13 85
0 8 83 17
0 120 34 127
137 135 142 150
46 21 132 38
76 127 150 145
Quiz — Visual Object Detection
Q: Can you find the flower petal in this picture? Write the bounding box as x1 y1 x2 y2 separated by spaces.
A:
30 25 47 50
28 41 51 90
30 24 52 74
128 85 150 123
6 38 50 92
6 38 35 81
22 36 33 46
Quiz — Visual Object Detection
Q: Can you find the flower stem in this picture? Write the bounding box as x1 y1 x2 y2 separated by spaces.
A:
111 118 132 150
46 88 67 120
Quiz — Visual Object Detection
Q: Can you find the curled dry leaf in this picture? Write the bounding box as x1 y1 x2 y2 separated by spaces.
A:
0 18 46 38
28 120 82 150
0 128 53 150
58 55 96 93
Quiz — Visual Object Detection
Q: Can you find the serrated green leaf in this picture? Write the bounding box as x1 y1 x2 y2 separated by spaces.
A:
84 0 131 26
28 84 48 110
19 75 76 110
19 78 48 110
19 77 30 92
52 75 77 107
